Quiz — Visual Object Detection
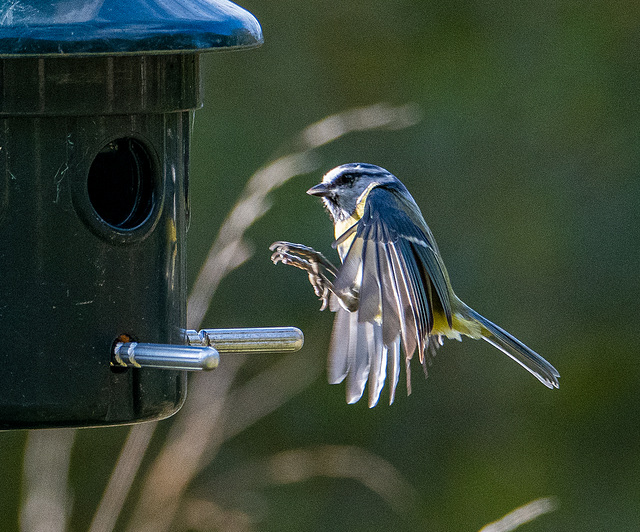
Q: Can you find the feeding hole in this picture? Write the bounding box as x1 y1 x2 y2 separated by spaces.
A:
87 138 155 230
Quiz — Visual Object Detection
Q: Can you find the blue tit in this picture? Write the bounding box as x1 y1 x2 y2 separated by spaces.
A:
271 163 559 407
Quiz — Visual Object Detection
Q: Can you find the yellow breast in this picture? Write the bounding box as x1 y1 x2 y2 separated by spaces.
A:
334 183 378 261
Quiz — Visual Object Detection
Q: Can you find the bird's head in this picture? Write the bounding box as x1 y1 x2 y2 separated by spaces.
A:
307 163 397 222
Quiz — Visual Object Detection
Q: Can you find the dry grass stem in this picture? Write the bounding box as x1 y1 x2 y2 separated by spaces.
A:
180 498 254 532
20 429 76 532
210 445 419 519
479 497 557 532
87 423 156 532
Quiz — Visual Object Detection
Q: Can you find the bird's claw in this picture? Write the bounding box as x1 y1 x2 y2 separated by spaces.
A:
270 241 336 310
270 241 338 274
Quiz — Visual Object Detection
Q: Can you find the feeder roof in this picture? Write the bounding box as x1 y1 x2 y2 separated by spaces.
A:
0 0 263 56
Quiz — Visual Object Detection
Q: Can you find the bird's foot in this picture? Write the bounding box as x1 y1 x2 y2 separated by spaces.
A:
270 241 338 310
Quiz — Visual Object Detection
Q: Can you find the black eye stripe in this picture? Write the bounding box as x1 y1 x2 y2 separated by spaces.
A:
334 173 357 187
331 170 384 188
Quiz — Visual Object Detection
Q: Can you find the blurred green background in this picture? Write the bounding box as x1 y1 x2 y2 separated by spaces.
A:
3 0 640 530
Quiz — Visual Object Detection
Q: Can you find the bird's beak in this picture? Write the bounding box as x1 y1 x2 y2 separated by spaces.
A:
307 183 330 197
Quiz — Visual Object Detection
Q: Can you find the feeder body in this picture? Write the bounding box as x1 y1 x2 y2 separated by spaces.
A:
0 55 195 428
0 0 262 429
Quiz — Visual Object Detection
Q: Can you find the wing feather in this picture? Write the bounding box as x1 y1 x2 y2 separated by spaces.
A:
367 323 387 407
413 243 453 327
328 307 351 383
376 243 402 347
386 244 418 356
329 185 454 403
345 319 372 403
358 237 381 323
397 238 431 355
387 339 401 405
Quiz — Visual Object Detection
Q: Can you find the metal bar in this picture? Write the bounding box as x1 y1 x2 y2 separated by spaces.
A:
187 326 304 354
113 342 219 371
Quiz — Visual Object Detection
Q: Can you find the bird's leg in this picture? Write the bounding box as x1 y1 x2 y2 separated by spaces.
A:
270 241 339 310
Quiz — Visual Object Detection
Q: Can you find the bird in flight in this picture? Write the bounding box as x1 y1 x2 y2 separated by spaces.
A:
271 163 560 407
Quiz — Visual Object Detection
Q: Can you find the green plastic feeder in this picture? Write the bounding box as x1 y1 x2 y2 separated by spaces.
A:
0 0 297 430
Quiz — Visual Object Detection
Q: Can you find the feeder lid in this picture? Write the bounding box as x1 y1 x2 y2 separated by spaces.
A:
0 0 263 56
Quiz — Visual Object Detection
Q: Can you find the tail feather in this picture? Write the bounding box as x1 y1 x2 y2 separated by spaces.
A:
465 308 560 389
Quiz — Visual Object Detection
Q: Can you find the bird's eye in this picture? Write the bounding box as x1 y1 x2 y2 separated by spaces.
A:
336 173 356 187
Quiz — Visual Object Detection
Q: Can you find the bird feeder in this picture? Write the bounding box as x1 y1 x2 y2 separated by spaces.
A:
0 0 302 429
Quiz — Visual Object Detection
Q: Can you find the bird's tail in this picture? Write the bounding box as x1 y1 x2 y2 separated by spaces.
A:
464 307 560 389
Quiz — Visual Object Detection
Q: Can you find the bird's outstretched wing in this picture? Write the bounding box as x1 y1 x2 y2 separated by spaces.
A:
328 186 453 406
